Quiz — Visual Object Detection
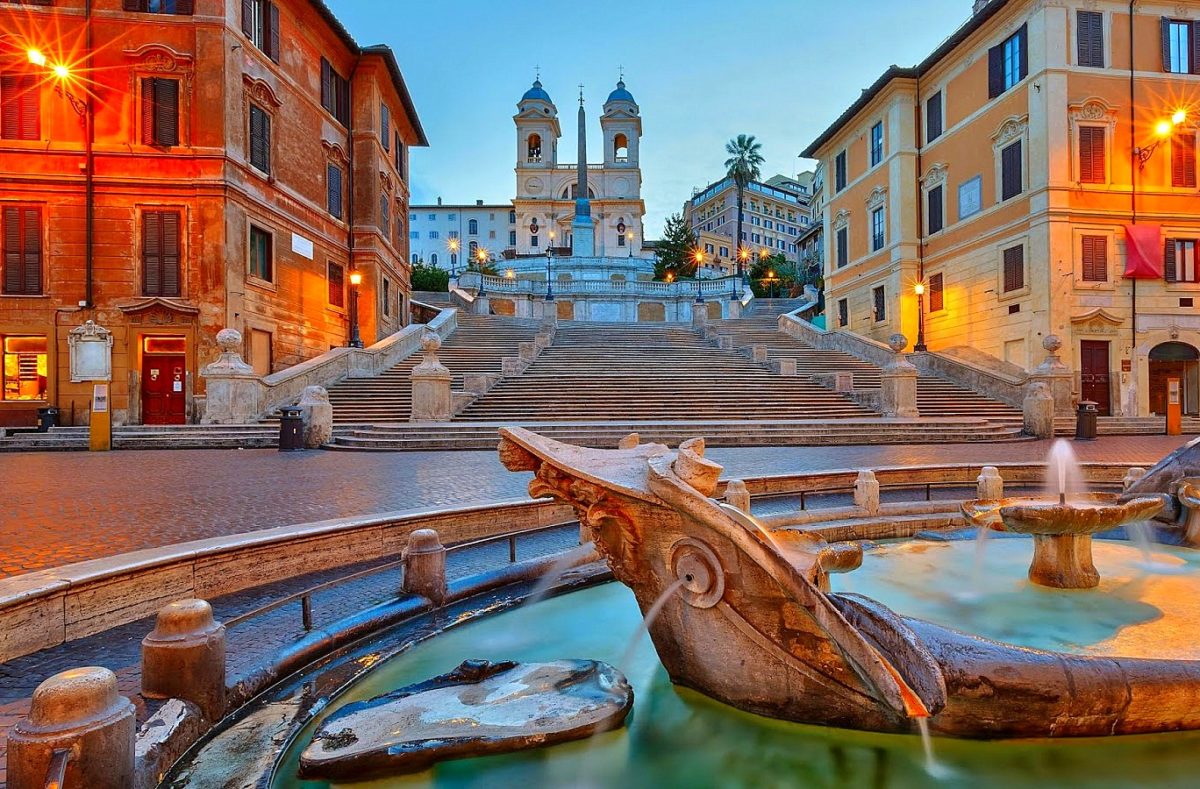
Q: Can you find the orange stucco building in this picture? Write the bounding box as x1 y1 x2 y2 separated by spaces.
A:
0 0 426 427
804 0 1200 417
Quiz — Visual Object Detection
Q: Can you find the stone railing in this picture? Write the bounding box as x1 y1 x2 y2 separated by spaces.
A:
458 271 742 299
777 313 897 368
202 308 458 424
908 348 1027 409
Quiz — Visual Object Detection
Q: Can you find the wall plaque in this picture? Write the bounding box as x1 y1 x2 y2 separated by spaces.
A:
68 320 113 382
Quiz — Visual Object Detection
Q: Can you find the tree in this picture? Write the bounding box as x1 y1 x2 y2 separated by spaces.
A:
723 134 765 280
654 212 698 281
411 261 449 292
748 252 796 298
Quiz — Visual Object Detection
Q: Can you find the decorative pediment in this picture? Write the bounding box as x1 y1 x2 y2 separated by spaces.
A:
1069 97 1118 122
992 115 1028 147
1071 308 1124 336
833 209 851 231
322 140 349 166
123 44 194 73
865 186 887 210
921 162 948 188
241 75 282 109
379 170 393 193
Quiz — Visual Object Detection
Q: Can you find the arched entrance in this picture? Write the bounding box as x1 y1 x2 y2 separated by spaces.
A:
1149 341 1200 415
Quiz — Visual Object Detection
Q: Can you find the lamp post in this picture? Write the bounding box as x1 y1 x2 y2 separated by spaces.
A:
738 246 750 294
347 271 363 348
1135 110 1188 169
913 281 928 352
475 247 489 297
693 249 705 304
447 237 459 277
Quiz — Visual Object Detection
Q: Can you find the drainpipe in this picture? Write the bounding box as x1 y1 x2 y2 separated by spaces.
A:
914 71 926 351
1129 0 1138 411
84 0 94 307
346 55 359 343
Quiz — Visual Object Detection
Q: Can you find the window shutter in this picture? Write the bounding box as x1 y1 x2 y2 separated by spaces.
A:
155 79 179 146
3 73 39 141
988 43 1004 98
144 211 162 295
1003 246 1024 292
176 0 194 14
320 58 331 112
1082 235 1107 282
1002 140 1022 199
0 75 16 140
1193 21 1200 75
162 211 180 296
1165 238 1178 282
123 0 142 10
928 185 943 234
268 2 280 62
241 0 254 37
337 78 349 127
1018 24 1029 80
1078 11 1103 67
140 78 156 145
327 164 342 218
1079 126 1105 183
381 104 390 151
926 93 942 142
249 105 270 173
3 207 22 294
929 273 944 312
1173 133 1197 188
22 208 40 294
1162 18 1173 72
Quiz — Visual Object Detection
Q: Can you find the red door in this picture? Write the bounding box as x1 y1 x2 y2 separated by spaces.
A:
142 354 186 425
1079 340 1110 416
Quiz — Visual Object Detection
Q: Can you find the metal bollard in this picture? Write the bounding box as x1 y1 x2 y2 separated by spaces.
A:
7 667 135 789
141 599 227 722
402 529 447 605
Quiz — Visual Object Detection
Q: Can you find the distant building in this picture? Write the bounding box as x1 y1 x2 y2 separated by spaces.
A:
408 200 515 272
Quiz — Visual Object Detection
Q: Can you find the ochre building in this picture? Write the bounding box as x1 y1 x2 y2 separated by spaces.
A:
803 0 1200 417
0 0 426 427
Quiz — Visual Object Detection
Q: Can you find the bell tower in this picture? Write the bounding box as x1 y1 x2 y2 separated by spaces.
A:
514 78 560 173
601 79 641 168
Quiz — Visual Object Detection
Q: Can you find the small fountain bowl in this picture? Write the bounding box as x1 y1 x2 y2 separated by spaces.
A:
963 493 1163 536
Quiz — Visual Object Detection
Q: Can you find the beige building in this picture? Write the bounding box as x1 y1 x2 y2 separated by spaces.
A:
803 0 1200 417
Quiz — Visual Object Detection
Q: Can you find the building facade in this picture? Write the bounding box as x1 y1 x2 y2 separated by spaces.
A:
803 0 1200 417
684 173 816 275
0 0 425 427
408 200 515 272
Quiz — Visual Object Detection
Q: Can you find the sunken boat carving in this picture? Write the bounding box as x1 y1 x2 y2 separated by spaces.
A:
498 427 1200 739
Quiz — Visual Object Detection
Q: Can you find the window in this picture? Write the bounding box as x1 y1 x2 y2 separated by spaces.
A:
327 261 344 307
448 214 457 221
249 225 273 281
469 241 478 258
140 78 179 146
1081 235 1107 282
124 0 194 15
394 132 404 178
1173 133 1197 188
614 133 629 162
468 219 478 235
448 230 458 239
450 253 457 267
926 92 943 143
427 213 436 221
834 151 847 192
381 104 390 151
248 104 271 174
1002 244 1024 293
509 230 517 246
870 207 885 252
1 73 38 141
509 210 516 223
382 278 390 316
869 122 883 166
326 164 343 219
927 185 944 235
241 0 280 62
142 210 181 297
836 226 848 268
430 253 438 266
1165 238 1199 283
988 24 1028 98
2 206 41 295
409 231 418 240
1077 10 1104 67
428 230 438 239
380 193 390 239
837 298 848 327
319 58 350 126
2 335 47 402
531 234 539 248
873 286 885 322
1001 140 1023 201
1078 126 1106 184
527 133 542 162
1162 19 1197 74
617 232 626 247
929 273 944 312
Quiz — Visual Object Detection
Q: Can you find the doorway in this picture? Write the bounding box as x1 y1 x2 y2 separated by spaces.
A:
141 336 186 425
1079 340 1111 416
1149 342 1200 416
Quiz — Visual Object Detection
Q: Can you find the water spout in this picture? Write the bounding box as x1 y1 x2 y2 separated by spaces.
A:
617 579 686 674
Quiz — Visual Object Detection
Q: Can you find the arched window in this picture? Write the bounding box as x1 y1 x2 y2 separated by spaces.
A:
560 184 597 199
613 133 629 162
468 219 478 235
527 133 542 162
450 252 458 267
431 253 438 266
468 241 478 259
411 254 418 264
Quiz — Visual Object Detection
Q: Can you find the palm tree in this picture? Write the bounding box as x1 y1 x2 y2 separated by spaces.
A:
724 134 765 283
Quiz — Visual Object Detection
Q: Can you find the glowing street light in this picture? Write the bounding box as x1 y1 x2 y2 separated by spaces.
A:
914 280 928 352
347 271 363 348
447 237 460 276
693 249 705 303
26 49 46 67
475 246 489 297
1171 109 1188 126
1138 111 1190 169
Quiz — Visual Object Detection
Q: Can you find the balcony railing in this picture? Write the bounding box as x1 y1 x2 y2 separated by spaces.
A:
459 271 741 298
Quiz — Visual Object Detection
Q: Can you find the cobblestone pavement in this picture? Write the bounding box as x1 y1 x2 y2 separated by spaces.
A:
0 436 1190 578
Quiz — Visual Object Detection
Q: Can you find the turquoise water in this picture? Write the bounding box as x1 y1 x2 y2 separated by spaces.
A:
273 581 1200 788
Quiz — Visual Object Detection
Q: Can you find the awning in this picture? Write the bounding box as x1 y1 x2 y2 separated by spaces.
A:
1124 224 1163 279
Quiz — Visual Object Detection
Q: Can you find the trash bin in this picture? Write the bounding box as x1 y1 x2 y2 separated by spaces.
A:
36 407 59 433
1074 401 1098 441
278 406 305 452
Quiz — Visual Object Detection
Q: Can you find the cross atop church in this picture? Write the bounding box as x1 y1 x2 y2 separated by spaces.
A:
534 64 540 81
618 65 624 81
578 84 585 106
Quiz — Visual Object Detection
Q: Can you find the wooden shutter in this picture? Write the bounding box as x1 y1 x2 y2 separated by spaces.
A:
320 59 331 113
176 0 194 14
381 104 390 151
929 273 944 312
1002 140 1022 199
143 211 162 295
1078 126 1105 183
326 164 342 218
395 133 403 177
13 207 41 295
928 185 943 234
926 93 942 142
267 2 280 62
241 0 254 38
988 43 1004 98
1193 21 1200 75
140 78 156 145
328 262 344 307
2 73 38 141
1081 235 1107 282
836 227 848 268
1165 238 1178 282
337 76 349 126
154 79 179 146
161 211 180 296
873 287 885 321
1174 132 1197 188
3 207 22 294
1003 246 1024 292
1018 24 1029 80
1077 10 1103 67
249 105 269 173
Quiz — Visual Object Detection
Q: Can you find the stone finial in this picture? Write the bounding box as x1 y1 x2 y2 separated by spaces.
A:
203 328 254 376
421 330 442 353
887 334 908 353
977 466 1004 500
1122 467 1147 491
141 599 226 721
673 438 723 498
216 328 242 352
403 529 447 605
1042 334 1062 354
853 470 880 515
725 479 751 514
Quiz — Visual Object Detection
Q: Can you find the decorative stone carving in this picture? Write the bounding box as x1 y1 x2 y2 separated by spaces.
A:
865 186 887 210
201 329 262 425
241 74 282 109
832 209 851 231
880 334 918 418
724 479 751 514
921 162 948 188
853 469 880 514
1029 334 1075 416
977 466 1004 500
68 320 114 382
298 386 333 448
992 115 1028 147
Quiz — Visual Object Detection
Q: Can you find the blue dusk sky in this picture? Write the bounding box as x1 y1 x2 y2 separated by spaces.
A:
327 0 970 236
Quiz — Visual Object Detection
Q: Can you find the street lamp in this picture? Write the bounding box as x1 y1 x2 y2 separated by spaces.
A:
475 246 489 297
544 234 555 302
347 271 364 348
913 281 928 352
1136 110 1189 169
693 249 705 303
447 237 460 277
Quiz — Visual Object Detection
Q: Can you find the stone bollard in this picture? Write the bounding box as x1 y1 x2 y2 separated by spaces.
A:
298 385 333 448
777 358 797 376
1023 380 1055 439
1123 467 1146 491
617 432 640 449
880 334 919 418
141 599 227 722
403 529 447 606
751 344 769 363
534 332 552 351
853 470 881 515
200 328 264 425
518 341 536 362
501 356 525 377
728 300 742 319
977 466 1004 500
411 331 452 422
834 372 855 392
7 667 136 789
717 334 733 350
725 479 751 514
691 307 707 330
473 295 491 315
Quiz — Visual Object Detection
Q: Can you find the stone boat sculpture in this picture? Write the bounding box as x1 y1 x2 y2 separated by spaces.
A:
498 427 1200 739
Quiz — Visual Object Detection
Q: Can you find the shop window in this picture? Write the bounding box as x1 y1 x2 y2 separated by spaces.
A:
2 335 47 401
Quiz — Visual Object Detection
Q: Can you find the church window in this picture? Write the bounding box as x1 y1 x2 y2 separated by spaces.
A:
614 133 629 162
527 133 542 163
531 234 539 247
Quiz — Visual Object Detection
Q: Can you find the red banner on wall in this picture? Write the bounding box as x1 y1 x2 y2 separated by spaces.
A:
1124 224 1163 279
